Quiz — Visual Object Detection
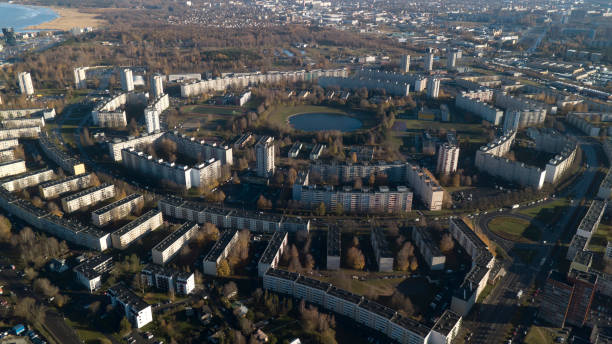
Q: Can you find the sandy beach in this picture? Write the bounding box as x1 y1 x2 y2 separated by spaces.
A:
25 7 107 31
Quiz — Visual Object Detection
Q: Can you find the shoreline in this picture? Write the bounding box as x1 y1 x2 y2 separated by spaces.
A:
24 6 106 31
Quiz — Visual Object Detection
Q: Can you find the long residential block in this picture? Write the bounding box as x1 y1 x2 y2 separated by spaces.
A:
111 209 163 249
165 131 233 165
141 263 195 295
38 173 92 199
158 196 310 232
327 226 341 270
203 228 240 276
91 193 144 227
0 169 55 192
39 131 86 175
1 116 45 129
0 159 26 179
0 188 110 250
61 183 115 213
412 226 446 270
575 200 606 239
371 227 394 272
257 231 289 277
0 126 40 139
151 222 199 265
107 131 165 161
0 139 19 150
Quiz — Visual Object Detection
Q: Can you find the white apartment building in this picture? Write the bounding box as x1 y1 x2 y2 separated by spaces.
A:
111 209 163 249
39 131 86 175
0 126 40 140
447 49 459 69
0 169 55 192
150 73 164 99
61 183 115 213
203 228 240 275
0 159 26 179
0 148 15 162
455 90 503 125
575 200 606 239
141 263 195 295
144 108 160 134
0 139 18 150
371 227 394 272
256 136 275 178
436 143 459 175
74 254 113 292
108 284 152 328
327 226 341 270
38 173 92 199
120 68 134 92
91 193 144 227
319 76 410 97
412 226 446 270
427 78 440 99
1 116 45 129
107 132 165 161
566 113 601 137
151 222 199 265
18 72 34 95
74 67 88 89
257 231 289 277
425 48 434 71
165 131 233 165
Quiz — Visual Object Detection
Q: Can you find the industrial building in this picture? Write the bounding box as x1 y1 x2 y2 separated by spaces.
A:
151 222 199 265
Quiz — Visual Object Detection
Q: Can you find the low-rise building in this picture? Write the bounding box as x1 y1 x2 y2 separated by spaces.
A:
152 222 199 265
61 183 115 213
371 227 393 272
108 284 153 328
74 254 113 292
91 193 144 227
203 228 240 275
141 263 195 295
111 210 163 249
257 231 288 277
412 226 446 270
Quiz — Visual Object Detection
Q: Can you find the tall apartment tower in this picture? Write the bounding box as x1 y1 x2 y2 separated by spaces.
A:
427 78 440 99
120 68 134 92
425 48 434 72
256 136 275 178
144 108 160 134
74 67 87 89
18 72 34 95
400 55 410 74
436 143 460 175
447 49 459 70
151 73 164 99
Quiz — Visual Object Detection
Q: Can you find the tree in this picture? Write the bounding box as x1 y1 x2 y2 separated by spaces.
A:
396 241 414 271
353 178 363 190
334 203 344 216
345 247 365 270
222 281 238 298
439 233 455 253
452 173 461 187
0 215 11 242
119 316 132 336
217 259 231 276
410 256 418 271
315 202 326 216
390 291 415 316
33 278 59 298
257 195 272 209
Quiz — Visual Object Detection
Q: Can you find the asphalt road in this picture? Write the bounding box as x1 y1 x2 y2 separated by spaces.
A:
468 139 600 343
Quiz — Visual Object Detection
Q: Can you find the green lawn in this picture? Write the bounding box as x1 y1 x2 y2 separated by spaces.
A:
181 104 242 115
393 118 483 134
518 199 569 218
489 216 541 243
589 223 612 253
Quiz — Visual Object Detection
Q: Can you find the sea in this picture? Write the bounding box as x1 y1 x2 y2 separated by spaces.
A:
0 2 58 31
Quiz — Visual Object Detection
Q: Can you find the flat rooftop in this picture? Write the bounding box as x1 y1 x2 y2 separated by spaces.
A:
108 283 149 311
203 228 238 262
142 263 193 280
112 209 161 237
153 222 198 252
39 173 91 189
74 254 113 279
259 231 287 265
93 193 142 215
327 226 341 257
62 183 113 202
431 310 461 336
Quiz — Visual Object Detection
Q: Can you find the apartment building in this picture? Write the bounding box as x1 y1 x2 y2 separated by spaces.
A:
107 131 165 161
0 148 15 162
38 173 92 199
61 183 115 213
0 139 18 150
309 144 326 160
111 209 163 249
91 193 144 227
455 90 503 125
141 263 195 295
449 218 494 316
427 78 440 99
293 184 413 214
203 228 240 275
495 92 547 127
400 55 410 73
0 169 55 192
120 69 134 92
598 169 612 199
144 94 169 134
575 200 606 239
371 227 394 272
256 136 275 178
327 226 341 270
0 159 26 179
412 226 446 270
263 268 458 344
151 222 199 265
150 73 164 99
165 131 233 165
158 196 310 232
18 72 34 95
74 67 88 89
0 108 54 120
319 76 410 97
257 231 288 277
39 131 86 175
180 68 347 97
425 48 434 72
288 142 302 158
108 284 152 328
74 254 113 292
233 132 253 149
121 148 222 189
1 116 45 129
436 143 459 175
566 113 601 137
0 188 111 251
0 127 40 140
538 271 574 327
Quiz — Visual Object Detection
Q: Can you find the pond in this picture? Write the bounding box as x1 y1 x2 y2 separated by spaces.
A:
288 113 363 132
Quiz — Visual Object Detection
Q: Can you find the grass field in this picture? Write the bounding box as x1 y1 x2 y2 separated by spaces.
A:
179 104 243 131
489 216 541 243
589 223 612 253
525 326 558 344
518 199 569 218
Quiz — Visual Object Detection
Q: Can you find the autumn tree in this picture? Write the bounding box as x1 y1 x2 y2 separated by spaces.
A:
439 233 455 253
396 241 415 271
345 247 365 270
0 215 11 242
217 259 231 276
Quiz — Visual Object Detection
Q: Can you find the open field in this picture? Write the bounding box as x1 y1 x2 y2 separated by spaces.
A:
489 216 541 243
518 199 569 219
25 7 107 31
179 104 243 131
